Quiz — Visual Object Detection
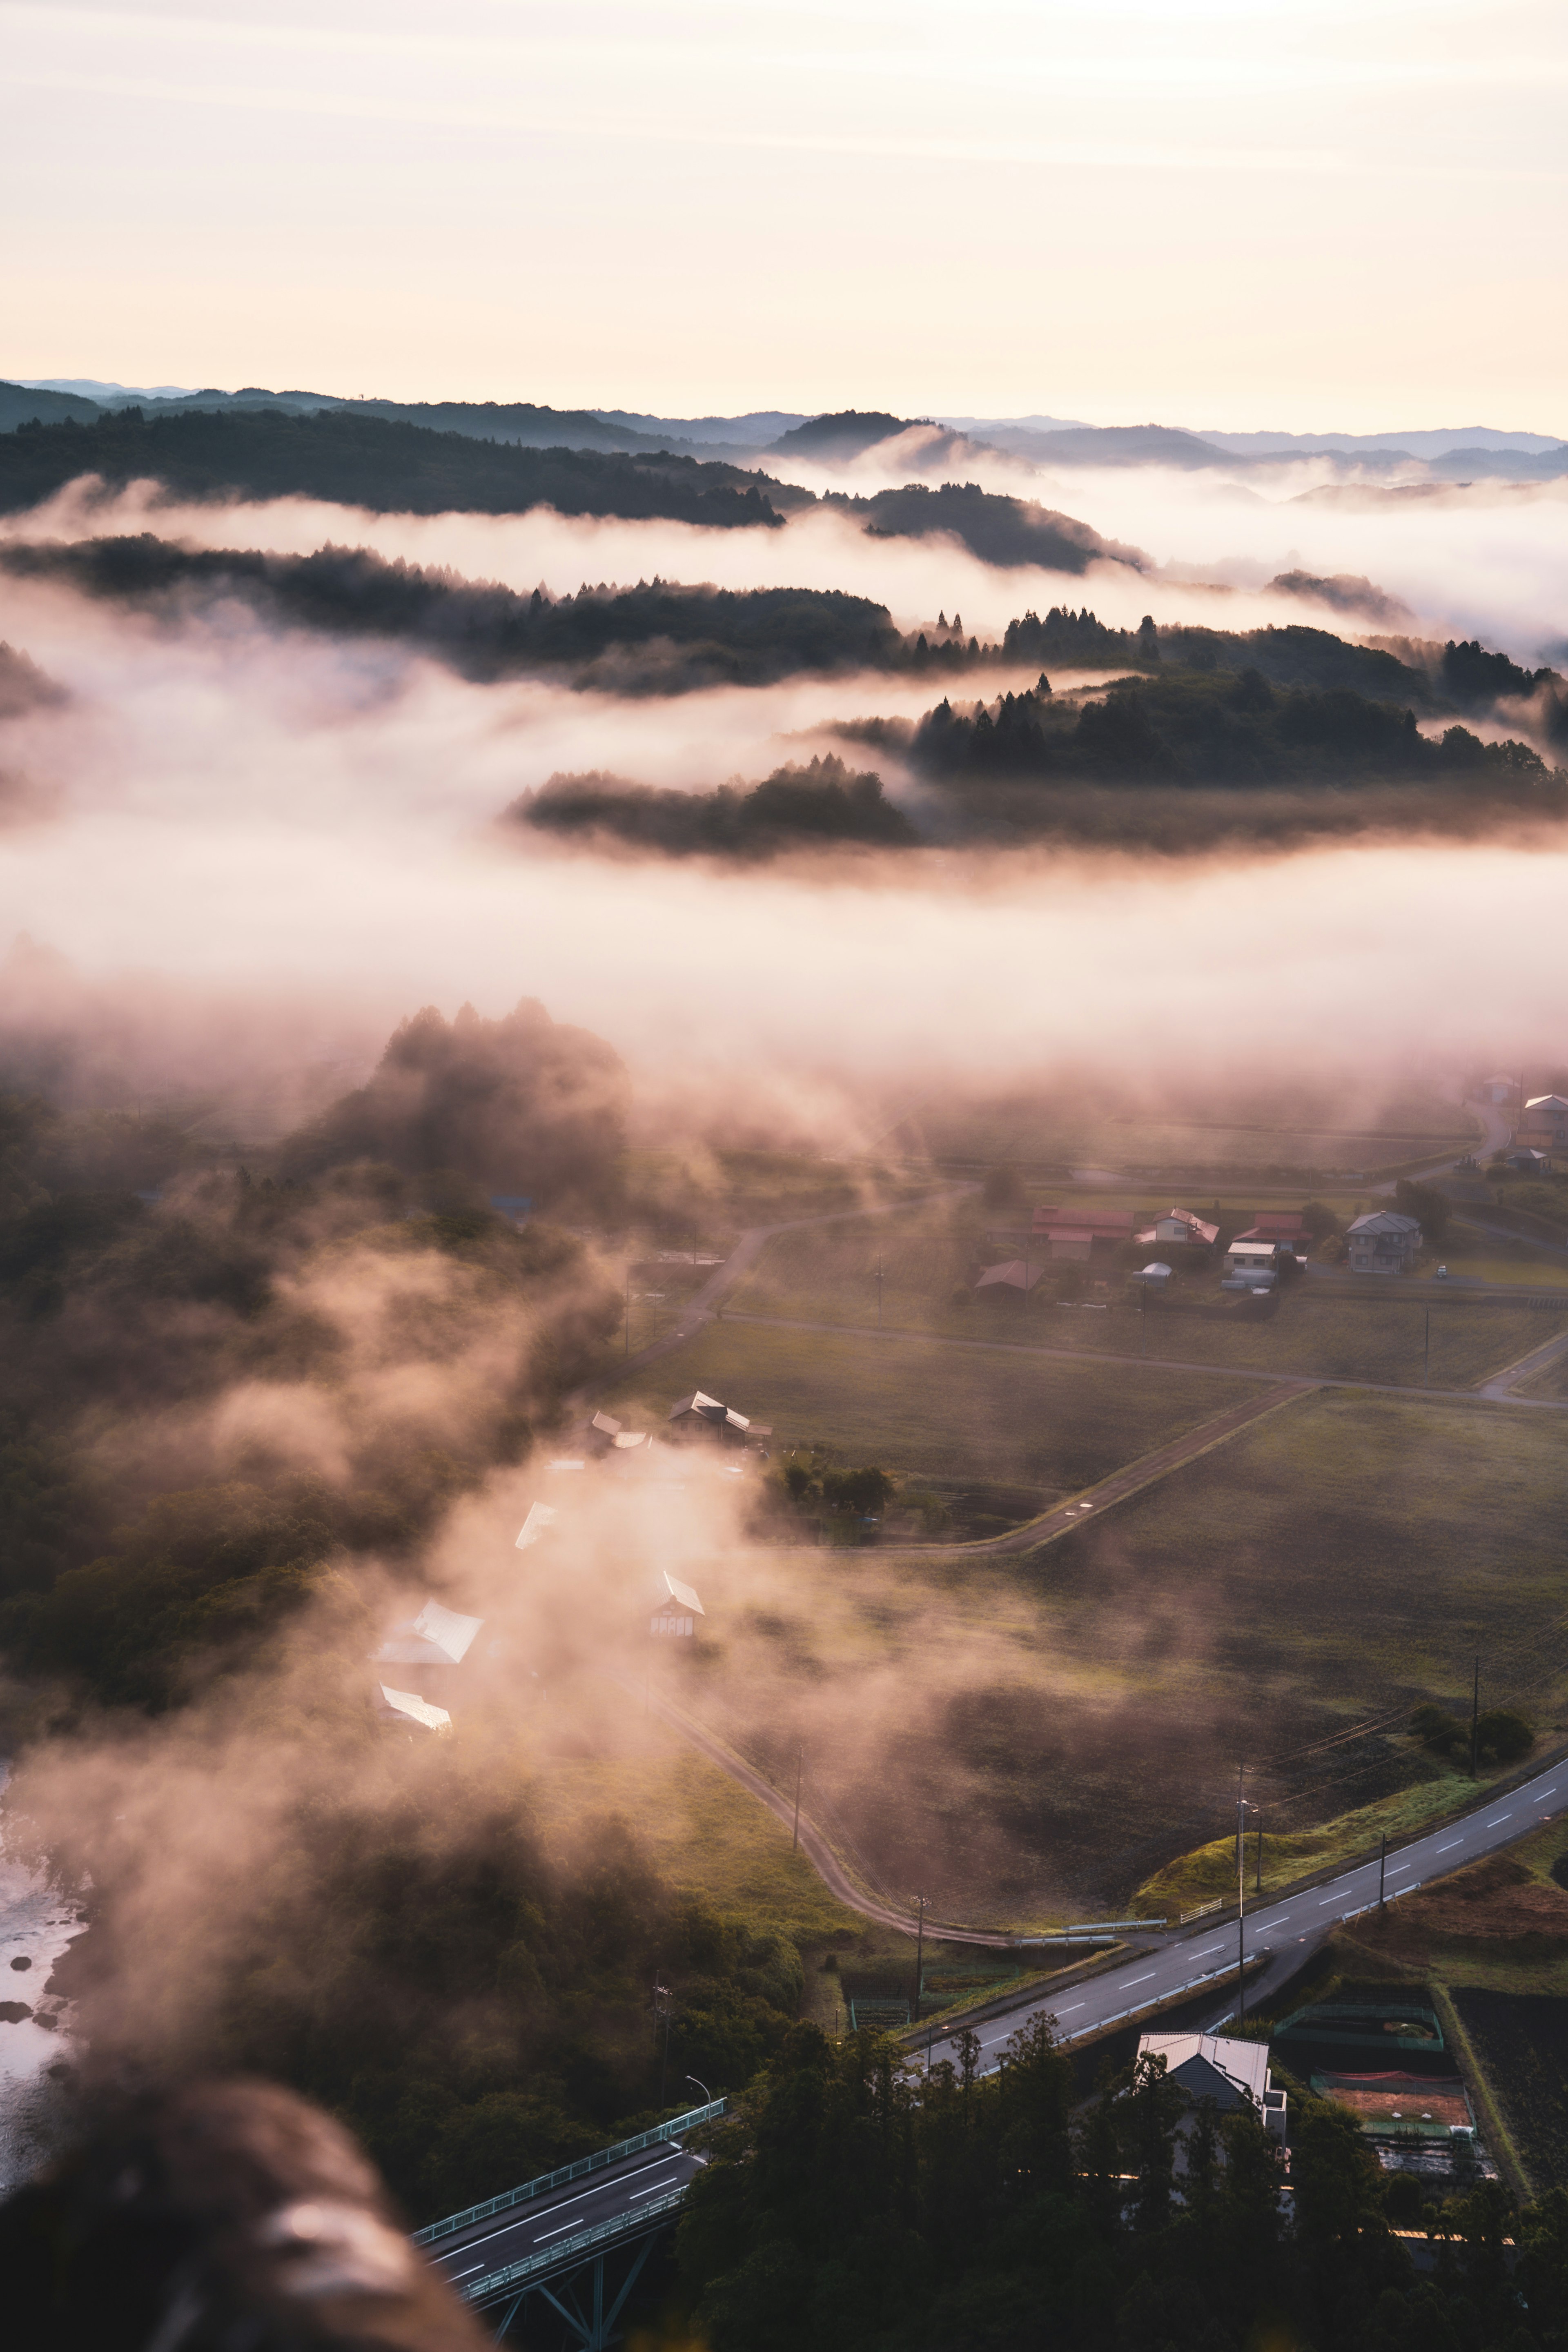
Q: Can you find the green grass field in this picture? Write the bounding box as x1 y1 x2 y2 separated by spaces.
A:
602 1316 1268 1493
611 1379 1568 1925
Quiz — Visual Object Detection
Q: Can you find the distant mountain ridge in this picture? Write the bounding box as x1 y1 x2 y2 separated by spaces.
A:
4 382 1564 479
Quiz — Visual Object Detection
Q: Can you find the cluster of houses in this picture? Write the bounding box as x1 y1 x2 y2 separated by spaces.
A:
979 1197 1427 1297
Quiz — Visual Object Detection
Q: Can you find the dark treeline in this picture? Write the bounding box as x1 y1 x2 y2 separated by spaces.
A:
0 536 906 690
1002 606 1450 704
675 2018 1568 2352
0 408 795 528
0 991 822 2226
30 1748 806 2224
823 482 1141 575
0 1001 627 1703
0 408 1140 573
510 755 920 857
911 672 1561 794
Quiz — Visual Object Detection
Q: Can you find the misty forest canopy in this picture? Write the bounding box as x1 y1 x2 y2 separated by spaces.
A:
510 756 920 857
0 535 913 690
0 405 1138 573
0 408 797 530
279 998 629 1194
909 670 1561 795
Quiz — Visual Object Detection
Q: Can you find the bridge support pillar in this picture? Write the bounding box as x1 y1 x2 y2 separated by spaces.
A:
496 2232 659 2351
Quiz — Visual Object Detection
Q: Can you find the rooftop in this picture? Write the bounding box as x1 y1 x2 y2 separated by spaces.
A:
1348 1210 1421 1236
1139 2030 1271 2108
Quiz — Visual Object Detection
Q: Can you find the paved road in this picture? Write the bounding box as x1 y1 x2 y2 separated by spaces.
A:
424 2140 705 2297
921 1755 1568 2078
421 1757 1568 2278
883 1378 1318 1557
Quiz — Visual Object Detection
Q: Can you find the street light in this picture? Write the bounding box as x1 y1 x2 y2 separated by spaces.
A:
685 2074 712 2107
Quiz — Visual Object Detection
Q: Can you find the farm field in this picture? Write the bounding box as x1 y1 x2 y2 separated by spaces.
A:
723 1217 1568 1389
590 1351 1568 1922
601 1316 1268 1492
1521 1347 1568 1401
511 1704 1078 2036
885 1086 1479 1178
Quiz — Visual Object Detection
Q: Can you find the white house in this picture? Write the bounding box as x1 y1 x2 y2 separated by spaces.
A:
1135 1208 1219 1250
650 1568 704 1637
1518 1095 1568 1157
1138 2030 1288 2142
1223 1238 1286 1285
1346 1209 1421 1273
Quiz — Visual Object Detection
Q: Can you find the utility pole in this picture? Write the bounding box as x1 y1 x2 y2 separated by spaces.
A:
1379 1832 1387 1909
1424 1306 1430 1388
1470 1656 1480 1780
1255 1815 1263 1895
1235 1764 1254 2025
792 1748 803 1850
912 1893 927 2026
653 1979 673 2105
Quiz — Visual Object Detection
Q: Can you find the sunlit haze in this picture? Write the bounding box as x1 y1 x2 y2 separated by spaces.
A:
4 0 1566 426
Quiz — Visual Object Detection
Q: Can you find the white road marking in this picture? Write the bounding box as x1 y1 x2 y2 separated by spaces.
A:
1060 2002 1086 2011
440 2156 679 2256
1195 1942 1227 1955
1436 1840 1463 1852
1125 1971 1156 1986
1486 1815 1512 1826
1318 1896 1339 1907
450 2264 483 2278
1388 1863 1412 1875
630 2179 679 2201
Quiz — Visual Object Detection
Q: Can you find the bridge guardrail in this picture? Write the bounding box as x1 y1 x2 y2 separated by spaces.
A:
461 2186 689 2305
413 2100 726 2246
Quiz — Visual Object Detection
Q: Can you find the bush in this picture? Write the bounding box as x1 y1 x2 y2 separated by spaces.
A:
1411 1703 1533 1768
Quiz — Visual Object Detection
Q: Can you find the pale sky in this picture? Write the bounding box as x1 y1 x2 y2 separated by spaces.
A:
4 0 1565 430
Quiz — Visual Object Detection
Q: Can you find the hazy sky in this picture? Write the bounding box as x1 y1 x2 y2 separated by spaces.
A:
4 0 1565 428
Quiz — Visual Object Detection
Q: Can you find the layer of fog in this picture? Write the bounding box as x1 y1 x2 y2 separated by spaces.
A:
9 460 1568 659
2 566 1567 1136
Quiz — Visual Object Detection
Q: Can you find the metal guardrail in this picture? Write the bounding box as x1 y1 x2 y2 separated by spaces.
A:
413 2100 726 2246
461 2187 689 2305
1016 1917 1165 1940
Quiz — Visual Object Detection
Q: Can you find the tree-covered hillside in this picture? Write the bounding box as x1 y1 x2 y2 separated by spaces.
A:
0 408 793 527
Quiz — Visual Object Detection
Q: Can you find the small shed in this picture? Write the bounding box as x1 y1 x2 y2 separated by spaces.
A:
975 1258 1047 1292
650 1568 705 1637
1032 1206 1135 1263
515 1501 559 1552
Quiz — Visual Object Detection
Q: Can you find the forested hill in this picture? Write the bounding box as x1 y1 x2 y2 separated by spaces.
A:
0 536 907 690
0 408 797 528
827 481 1145 575
0 407 1137 572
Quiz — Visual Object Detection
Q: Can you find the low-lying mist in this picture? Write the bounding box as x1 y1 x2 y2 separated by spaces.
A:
1 559 1566 1136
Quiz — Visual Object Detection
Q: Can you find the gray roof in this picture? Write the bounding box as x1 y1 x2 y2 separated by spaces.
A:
1348 1210 1421 1236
